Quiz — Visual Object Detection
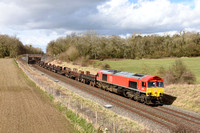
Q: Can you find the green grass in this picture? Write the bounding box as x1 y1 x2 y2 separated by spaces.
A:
55 103 96 133
97 57 200 83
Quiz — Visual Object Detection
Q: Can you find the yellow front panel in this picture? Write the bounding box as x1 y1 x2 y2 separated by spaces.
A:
146 88 164 97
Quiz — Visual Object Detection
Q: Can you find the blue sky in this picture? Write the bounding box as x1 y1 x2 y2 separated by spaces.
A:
170 0 195 8
171 0 191 2
0 0 199 52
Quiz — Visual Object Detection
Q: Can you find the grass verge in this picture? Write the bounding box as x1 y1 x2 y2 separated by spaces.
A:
55 102 95 133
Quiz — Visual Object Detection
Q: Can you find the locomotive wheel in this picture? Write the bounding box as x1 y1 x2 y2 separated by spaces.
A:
105 85 110 91
103 84 108 91
140 94 145 103
101 84 105 90
134 92 140 101
123 91 128 98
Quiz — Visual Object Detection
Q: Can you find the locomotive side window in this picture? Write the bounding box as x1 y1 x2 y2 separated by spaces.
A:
142 82 146 87
102 74 107 81
129 81 137 89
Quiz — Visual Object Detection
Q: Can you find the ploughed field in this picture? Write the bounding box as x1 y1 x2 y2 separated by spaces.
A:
0 59 75 133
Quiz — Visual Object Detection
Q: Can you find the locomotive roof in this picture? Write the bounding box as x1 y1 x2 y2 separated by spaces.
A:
100 69 148 79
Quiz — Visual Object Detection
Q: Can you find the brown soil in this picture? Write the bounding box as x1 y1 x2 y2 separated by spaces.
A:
0 59 75 133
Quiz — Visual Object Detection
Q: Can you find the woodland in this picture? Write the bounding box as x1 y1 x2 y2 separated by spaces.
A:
0 34 43 58
46 31 200 61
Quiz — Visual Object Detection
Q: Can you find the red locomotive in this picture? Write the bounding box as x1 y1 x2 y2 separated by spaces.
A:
96 70 164 104
37 61 164 105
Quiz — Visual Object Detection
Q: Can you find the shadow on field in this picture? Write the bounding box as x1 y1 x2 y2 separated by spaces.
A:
163 94 177 105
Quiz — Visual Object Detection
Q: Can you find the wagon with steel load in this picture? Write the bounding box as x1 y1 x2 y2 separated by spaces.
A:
80 71 96 86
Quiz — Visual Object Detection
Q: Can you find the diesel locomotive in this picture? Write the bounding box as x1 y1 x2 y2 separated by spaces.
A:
96 70 164 104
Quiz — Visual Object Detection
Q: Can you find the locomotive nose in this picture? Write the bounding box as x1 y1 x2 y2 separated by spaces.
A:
146 88 164 97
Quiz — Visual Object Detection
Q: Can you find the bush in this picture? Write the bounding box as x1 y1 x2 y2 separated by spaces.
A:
171 60 187 81
101 63 111 69
67 46 79 61
95 63 111 69
58 51 70 62
58 46 80 62
73 56 90 67
164 70 176 84
158 60 196 85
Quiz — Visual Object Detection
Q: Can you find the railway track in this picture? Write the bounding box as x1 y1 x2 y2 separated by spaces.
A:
32 64 200 133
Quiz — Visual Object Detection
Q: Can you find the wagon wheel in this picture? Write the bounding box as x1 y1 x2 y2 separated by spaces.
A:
91 82 95 87
95 82 100 88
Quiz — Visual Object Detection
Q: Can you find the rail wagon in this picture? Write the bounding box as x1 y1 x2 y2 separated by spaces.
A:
96 70 164 104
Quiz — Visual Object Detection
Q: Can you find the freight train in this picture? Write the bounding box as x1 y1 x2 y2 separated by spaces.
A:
37 61 164 105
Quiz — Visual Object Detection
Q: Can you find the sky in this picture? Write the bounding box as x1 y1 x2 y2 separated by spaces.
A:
0 0 200 52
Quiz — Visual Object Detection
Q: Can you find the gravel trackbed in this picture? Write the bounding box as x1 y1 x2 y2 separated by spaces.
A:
0 59 75 133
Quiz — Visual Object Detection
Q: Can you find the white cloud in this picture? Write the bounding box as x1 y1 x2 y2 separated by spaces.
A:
93 0 200 33
0 2 28 26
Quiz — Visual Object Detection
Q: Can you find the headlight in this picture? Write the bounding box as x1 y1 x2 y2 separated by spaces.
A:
147 92 151 95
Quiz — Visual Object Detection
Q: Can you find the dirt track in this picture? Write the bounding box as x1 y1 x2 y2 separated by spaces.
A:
0 59 75 133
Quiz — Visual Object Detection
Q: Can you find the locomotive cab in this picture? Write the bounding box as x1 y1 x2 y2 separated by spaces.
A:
146 80 164 97
141 76 164 104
